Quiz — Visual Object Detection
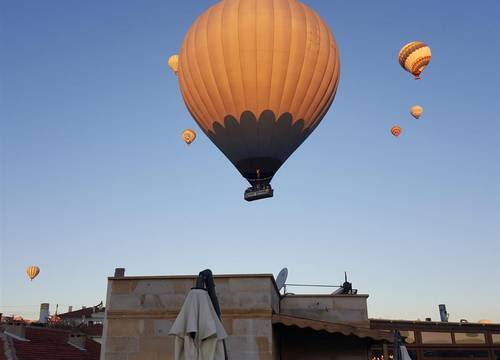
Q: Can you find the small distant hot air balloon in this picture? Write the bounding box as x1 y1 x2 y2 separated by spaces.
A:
410 105 424 119
391 125 402 137
26 266 40 281
182 129 196 145
399 41 432 80
168 55 179 75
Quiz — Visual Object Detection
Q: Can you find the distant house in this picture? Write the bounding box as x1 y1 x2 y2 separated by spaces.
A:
0 322 100 360
58 303 105 327
370 319 500 360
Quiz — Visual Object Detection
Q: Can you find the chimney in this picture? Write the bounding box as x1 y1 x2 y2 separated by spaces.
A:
5 322 27 340
68 306 73 313
439 304 449 322
39 303 50 324
114 268 125 277
68 333 86 350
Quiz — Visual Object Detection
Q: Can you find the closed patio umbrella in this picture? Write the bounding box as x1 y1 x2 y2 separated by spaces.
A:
169 288 227 360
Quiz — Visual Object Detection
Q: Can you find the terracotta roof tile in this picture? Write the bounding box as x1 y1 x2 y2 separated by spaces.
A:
79 324 102 337
0 335 7 360
9 327 100 360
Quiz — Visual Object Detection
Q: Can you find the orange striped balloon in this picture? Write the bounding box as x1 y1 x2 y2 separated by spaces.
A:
399 41 431 80
391 125 402 137
26 266 40 281
182 129 196 145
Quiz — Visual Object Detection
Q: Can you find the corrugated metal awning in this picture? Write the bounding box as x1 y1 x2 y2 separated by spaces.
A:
273 314 393 342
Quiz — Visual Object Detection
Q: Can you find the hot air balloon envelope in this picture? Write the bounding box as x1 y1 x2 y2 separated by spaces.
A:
399 41 431 80
176 0 340 200
391 125 402 137
168 55 179 75
410 105 423 119
182 129 196 145
26 266 40 281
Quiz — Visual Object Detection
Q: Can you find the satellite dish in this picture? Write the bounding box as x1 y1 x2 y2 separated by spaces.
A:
276 268 288 292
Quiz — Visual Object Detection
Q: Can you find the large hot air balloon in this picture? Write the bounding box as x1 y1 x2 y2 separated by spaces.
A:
26 266 40 281
399 41 431 80
182 129 196 145
410 105 423 119
176 0 340 201
168 55 179 75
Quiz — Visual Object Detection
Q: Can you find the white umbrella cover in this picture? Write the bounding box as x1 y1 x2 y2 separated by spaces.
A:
400 345 413 360
169 289 227 360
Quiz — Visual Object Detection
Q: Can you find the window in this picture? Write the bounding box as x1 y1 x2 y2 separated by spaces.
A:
401 330 416 344
421 331 452 344
492 333 500 344
454 332 486 344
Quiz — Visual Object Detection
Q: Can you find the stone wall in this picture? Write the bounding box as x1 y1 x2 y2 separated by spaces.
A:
100 274 280 360
280 294 369 327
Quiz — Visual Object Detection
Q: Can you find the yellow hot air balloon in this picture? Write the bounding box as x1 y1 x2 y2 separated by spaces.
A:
391 125 402 137
168 55 179 75
399 41 431 80
26 265 40 281
182 129 196 145
410 105 423 119
176 0 340 200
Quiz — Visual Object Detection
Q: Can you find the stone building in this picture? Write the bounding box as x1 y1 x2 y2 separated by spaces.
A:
100 272 391 359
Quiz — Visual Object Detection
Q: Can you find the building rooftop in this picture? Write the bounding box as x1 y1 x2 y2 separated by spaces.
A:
58 305 104 320
1 326 100 360
370 318 500 330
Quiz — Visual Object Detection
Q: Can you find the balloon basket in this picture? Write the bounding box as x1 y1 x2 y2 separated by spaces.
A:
244 185 274 202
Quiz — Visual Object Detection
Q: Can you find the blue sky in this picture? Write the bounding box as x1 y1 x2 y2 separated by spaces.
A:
1 0 499 322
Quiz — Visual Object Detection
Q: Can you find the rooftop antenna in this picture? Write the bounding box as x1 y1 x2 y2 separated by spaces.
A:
331 271 357 295
276 268 288 295
341 272 353 294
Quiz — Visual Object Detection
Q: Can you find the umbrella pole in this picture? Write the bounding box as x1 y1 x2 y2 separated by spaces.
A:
393 330 402 360
196 269 229 360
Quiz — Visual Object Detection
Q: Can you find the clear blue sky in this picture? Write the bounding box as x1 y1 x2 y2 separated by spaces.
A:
1 0 499 322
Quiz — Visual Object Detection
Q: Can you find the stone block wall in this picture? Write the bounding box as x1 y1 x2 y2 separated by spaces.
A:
280 294 369 327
